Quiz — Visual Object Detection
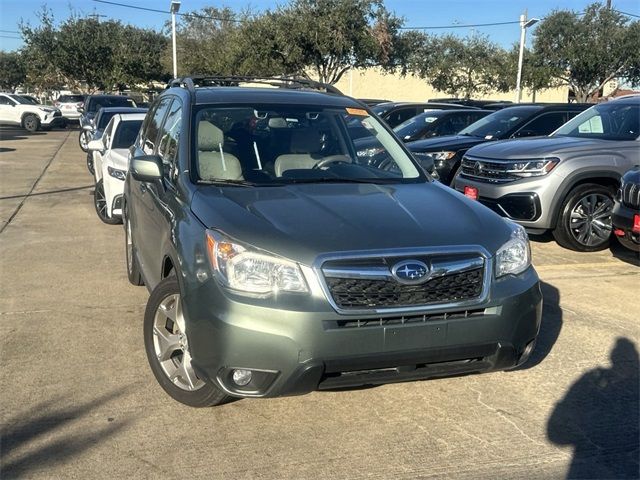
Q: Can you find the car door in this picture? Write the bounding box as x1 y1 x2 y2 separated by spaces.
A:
94 119 115 182
129 96 173 285
0 95 19 125
140 98 183 285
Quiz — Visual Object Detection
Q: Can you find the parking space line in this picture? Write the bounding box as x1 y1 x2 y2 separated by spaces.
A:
0 130 71 235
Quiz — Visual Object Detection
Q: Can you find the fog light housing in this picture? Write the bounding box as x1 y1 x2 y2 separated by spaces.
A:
232 369 252 386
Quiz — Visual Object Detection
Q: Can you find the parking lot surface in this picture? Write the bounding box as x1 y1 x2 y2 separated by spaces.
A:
1 128 639 479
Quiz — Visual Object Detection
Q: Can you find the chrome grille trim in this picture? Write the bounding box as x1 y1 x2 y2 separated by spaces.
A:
621 182 640 209
460 155 519 183
313 245 492 315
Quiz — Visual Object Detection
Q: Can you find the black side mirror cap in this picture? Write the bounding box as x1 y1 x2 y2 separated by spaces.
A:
131 155 163 182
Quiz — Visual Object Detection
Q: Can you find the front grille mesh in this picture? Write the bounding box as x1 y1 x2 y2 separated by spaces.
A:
460 157 516 183
326 268 483 309
621 182 640 209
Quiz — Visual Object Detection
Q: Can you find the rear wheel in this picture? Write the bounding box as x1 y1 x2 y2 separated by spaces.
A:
144 277 231 407
22 114 40 133
553 184 614 252
86 152 95 175
93 179 121 225
125 215 144 286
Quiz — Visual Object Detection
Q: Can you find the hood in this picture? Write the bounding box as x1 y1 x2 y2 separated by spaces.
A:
406 135 487 152
191 182 512 266
108 149 129 170
467 135 617 159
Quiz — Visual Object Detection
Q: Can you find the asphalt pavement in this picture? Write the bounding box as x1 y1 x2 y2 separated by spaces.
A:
1 128 638 479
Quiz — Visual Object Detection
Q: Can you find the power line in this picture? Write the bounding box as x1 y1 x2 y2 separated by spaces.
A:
0 29 21 34
399 20 522 30
91 0 246 23
0 35 22 40
614 9 640 18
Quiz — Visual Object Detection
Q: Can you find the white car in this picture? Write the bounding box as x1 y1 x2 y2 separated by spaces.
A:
0 92 64 132
88 113 146 224
54 94 86 123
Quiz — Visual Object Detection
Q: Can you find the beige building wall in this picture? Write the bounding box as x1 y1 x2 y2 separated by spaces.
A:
334 68 570 103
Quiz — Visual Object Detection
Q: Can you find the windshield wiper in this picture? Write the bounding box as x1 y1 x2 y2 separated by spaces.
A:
284 177 399 184
198 179 256 187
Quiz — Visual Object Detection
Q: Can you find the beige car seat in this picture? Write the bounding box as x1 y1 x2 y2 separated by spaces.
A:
198 121 243 181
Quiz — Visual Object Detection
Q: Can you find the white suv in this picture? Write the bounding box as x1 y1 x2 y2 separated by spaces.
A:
0 93 64 132
88 113 146 224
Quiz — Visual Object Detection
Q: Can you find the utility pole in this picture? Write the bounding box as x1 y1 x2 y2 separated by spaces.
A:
88 12 107 22
170 1 181 79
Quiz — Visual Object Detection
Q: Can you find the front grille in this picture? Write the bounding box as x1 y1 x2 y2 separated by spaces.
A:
621 182 640 209
326 268 483 309
460 156 517 183
53 111 62 117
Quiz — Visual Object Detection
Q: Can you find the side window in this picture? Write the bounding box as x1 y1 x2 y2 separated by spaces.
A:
0 95 15 105
157 101 182 182
141 97 172 155
392 108 419 127
438 115 467 135
515 112 568 137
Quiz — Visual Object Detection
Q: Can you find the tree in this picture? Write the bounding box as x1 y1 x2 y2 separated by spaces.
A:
497 46 562 99
409 33 509 99
533 3 640 102
0 51 26 91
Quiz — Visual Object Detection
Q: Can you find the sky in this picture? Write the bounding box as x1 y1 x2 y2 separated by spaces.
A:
1 0 639 52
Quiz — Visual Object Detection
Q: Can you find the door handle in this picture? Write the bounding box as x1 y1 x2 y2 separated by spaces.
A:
139 183 147 194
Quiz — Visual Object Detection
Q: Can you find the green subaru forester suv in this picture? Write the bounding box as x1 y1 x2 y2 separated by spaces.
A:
123 77 542 407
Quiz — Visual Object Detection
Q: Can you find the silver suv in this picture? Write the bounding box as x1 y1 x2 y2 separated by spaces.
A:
453 97 640 252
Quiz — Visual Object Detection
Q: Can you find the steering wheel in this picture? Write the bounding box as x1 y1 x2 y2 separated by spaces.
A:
312 155 352 170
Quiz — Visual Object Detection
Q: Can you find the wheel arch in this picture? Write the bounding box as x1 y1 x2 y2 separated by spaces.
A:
549 171 621 227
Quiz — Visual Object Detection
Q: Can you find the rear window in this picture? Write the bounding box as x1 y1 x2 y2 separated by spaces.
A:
58 95 85 103
88 96 136 112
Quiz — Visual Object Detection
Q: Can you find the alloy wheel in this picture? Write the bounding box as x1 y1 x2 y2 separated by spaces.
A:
152 293 205 392
569 193 613 247
94 182 108 219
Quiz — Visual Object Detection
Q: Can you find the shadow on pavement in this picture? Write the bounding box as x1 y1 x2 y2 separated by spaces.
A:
0 129 47 142
547 338 640 479
516 281 563 371
610 238 640 267
0 185 94 201
0 147 16 153
0 387 133 477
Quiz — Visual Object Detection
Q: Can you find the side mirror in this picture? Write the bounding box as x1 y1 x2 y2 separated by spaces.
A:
131 155 162 182
82 124 94 131
87 139 105 152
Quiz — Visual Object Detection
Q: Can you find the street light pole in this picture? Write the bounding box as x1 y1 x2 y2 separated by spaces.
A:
515 13 539 103
170 1 181 79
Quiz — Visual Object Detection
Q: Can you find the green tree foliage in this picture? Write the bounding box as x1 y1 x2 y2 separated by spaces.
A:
409 33 509 99
0 51 26 90
499 46 562 97
533 3 640 102
19 9 170 93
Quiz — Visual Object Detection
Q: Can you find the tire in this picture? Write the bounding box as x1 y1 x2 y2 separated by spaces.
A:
22 114 40 133
552 183 615 252
125 214 144 286
79 130 90 152
86 152 95 175
93 179 121 225
144 276 231 407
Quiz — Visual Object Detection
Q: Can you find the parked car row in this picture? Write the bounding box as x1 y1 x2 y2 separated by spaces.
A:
0 92 65 132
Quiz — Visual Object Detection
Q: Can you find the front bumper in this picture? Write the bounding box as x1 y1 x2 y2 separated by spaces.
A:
612 201 640 251
184 268 542 398
41 112 65 127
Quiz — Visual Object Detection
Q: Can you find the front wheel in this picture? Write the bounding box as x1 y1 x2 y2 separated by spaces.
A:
144 277 231 407
93 179 121 225
22 114 40 133
86 152 95 175
553 184 614 252
79 130 90 152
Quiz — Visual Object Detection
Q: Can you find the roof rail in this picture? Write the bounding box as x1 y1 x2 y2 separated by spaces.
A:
165 76 343 95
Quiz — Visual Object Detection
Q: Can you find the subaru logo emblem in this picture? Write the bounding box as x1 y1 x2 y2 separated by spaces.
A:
391 260 430 285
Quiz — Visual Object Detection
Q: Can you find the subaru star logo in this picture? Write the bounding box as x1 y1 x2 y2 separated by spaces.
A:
391 260 430 285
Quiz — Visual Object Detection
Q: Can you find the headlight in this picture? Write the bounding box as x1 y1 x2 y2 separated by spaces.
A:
205 230 308 295
504 158 559 178
107 166 126 181
38 107 54 113
431 151 456 161
495 223 531 277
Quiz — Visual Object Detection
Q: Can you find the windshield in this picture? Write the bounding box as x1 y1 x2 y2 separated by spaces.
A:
88 96 136 112
9 94 33 105
394 112 444 141
194 105 423 185
458 106 540 139
553 102 639 141
371 104 393 116
97 111 119 130
112 120 143 149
